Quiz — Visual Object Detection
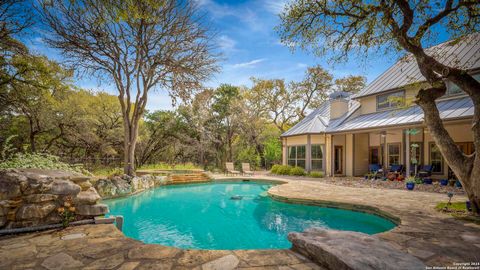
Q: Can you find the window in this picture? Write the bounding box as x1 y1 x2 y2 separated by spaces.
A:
446 74 480 96
287 145 306 168
430 143 443 174
388 144 401 165
377 90 405 110
311 144 323 170
369 147 380 164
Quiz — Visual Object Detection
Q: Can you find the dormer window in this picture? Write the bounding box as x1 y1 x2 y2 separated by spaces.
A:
446 73 480 96
376 90 405 111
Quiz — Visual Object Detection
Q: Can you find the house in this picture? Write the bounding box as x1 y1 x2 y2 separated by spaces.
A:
281 34 479 179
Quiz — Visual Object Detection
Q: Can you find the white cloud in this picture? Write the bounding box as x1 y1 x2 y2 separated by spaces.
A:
232 58 266 68
217 35 236 52
264 0 289 15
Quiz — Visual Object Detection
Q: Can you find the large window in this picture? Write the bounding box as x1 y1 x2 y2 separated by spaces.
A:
377 90 405 110
388 144 401 165
446 74 480 96
288 145 306 168
311 144 323 171
369 147 380 165
430 143 443 174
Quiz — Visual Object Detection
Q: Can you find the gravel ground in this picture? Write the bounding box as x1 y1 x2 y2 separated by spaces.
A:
270 174 466 195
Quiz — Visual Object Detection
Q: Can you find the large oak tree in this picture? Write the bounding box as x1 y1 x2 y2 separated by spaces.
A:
278 0 480 214
39 0 218 175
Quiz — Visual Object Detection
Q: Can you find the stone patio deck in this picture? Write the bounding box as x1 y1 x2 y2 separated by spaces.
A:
1 176 479 269
0 224 321 270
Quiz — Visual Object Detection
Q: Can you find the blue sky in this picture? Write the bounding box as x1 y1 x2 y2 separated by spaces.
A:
24 0 447 111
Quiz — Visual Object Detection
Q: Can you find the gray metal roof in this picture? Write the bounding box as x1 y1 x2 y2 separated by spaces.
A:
327 96 473 133
354 33 480 99
281 99 361 137
281 102 330 137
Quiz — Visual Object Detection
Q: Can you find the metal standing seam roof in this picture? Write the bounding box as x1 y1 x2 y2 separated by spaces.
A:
353 33 480 99
280 99 361 137
326 96 473 133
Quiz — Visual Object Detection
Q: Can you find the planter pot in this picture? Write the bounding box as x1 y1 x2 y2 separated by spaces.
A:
406 182 415 190
440 179 448 186
466 201 472 212
423 178 433 185
455 180 462 188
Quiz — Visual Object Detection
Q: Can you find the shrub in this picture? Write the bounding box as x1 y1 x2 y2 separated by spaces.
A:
276 165 292 175
0 153 88 174
270 164 281 174
309 171 324 178
289 166 305 176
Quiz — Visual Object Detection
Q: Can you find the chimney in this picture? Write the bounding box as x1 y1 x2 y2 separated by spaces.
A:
329 91 351 119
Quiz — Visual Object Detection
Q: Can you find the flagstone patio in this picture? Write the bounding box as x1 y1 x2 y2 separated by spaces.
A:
1 176 479 269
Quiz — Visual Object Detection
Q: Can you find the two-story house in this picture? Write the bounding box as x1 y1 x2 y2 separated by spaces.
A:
281 33 479 179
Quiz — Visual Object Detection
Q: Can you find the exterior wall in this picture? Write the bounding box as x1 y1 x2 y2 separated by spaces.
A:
282 134 327 172
345 134 354 176
358 96 377 115
354 133 369 176
330 100 349 119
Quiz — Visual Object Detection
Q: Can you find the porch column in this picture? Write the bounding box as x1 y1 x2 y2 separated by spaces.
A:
346 133 354 176
282 137 287 165
405 129 410 176
325 134 332 176
306 134 312 172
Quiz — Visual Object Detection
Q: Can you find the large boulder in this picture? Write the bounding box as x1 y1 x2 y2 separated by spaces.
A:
74 187 101 205
24 194 58 203
51 180 81 196
76 204 109 216
288 228 425 270
16 202 57 221
94 179 118 198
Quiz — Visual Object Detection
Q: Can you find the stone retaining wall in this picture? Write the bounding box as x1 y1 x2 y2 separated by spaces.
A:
94 174 168 199
0 169 108 229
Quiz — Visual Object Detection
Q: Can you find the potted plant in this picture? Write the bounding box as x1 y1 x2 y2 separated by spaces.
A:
440 179 448 186
406 177 415 190
415 177 423 184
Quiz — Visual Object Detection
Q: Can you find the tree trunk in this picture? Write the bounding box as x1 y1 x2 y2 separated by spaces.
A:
123 120 139 176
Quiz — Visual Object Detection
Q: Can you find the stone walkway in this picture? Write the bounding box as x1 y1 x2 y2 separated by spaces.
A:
265 178 480 266
0 224 321 270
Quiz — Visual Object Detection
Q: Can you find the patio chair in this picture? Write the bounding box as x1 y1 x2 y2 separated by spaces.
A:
368 164 383 179
418 165 433 178
225 162 240 176
386 164 404 180
241 163 254 176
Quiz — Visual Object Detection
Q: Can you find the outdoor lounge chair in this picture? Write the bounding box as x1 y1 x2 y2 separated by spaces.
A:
241 163 254 176
225 162 240 175
418 165 433 178
368 164 383 179
386 164 404 180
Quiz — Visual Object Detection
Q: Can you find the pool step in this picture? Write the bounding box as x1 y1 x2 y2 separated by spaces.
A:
169 173 211 184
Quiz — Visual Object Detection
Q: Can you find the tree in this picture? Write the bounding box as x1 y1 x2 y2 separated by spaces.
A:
249 78 296 132
211 84 241 164
40 0 218 175
278 0 480 214
4 55 72 152
291 65 332 118
334 75 366 94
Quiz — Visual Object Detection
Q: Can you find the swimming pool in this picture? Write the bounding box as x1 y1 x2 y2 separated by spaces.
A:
105 180 396 250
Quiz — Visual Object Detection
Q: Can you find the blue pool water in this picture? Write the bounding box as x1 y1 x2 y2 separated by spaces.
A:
105 181 396 250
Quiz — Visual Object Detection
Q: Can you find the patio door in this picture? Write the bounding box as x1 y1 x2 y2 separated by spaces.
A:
334 146 343 175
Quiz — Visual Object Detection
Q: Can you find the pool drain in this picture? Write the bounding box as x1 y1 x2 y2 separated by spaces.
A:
230 195 242 200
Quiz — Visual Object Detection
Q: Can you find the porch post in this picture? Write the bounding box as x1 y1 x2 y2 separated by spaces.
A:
405 129 410 177
306 134 311 172
282 137 287 165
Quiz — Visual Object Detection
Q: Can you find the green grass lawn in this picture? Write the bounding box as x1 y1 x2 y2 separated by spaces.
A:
435 201 480 225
